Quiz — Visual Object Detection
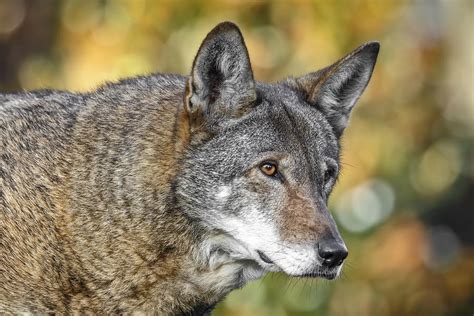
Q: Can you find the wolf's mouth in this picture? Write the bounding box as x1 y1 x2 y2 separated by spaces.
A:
295 270 338 280
256 250 274 264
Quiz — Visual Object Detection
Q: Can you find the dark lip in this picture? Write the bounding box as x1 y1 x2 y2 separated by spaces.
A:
256 250 274 264
294 271 338 280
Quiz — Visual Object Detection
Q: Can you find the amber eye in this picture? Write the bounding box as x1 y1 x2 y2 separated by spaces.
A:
260 161 278 177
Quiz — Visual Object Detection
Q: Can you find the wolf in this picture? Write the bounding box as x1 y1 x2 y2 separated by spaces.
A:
0 22 379 314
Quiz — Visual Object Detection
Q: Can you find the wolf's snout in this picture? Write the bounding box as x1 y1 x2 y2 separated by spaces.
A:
318 239 348 268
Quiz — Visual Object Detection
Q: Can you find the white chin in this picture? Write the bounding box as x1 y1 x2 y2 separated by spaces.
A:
241 264 267 281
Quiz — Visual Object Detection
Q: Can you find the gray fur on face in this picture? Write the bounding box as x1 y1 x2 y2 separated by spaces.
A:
177 22 378 234
176 22 378 282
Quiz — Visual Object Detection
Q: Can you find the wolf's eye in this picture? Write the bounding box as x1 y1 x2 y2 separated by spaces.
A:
260 161 278 177
324 167 335 184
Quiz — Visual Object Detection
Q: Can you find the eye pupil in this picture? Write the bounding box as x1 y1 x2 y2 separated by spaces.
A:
260 162 277 176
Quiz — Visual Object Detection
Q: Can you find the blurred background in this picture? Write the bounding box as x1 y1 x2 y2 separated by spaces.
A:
0 0 472 315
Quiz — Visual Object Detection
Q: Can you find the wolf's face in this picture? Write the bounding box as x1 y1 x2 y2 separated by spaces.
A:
176 22 379 280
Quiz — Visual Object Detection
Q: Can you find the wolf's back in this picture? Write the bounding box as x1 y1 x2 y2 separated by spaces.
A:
0 74 186 312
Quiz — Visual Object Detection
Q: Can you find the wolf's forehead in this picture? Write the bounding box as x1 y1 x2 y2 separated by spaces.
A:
260 85 339 160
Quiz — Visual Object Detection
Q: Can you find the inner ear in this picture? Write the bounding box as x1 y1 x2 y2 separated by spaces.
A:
206 64 224 105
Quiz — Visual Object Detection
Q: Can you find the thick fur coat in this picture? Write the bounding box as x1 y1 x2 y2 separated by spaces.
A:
0 22 379 314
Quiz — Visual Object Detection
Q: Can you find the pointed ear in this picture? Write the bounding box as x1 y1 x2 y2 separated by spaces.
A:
185 22 256 127
291 42 380 137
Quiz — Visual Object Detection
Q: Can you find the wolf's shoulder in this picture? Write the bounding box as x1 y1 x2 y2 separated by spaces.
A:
0 73 186 104
0 88 84 122
0 88 80 105
0 73 186 118
110 73 186 89
94 73 186 98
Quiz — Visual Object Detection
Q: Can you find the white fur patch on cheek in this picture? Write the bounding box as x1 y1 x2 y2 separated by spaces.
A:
216 185 232 201
221 207 280 255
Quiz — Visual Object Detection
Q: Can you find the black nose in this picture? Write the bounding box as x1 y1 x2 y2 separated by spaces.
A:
318 239 348 268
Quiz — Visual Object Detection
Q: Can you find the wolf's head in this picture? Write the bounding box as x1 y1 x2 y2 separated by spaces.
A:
176 22 379 280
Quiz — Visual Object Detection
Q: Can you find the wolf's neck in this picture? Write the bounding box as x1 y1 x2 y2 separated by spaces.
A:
185 231 267 305
63 93 265 313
